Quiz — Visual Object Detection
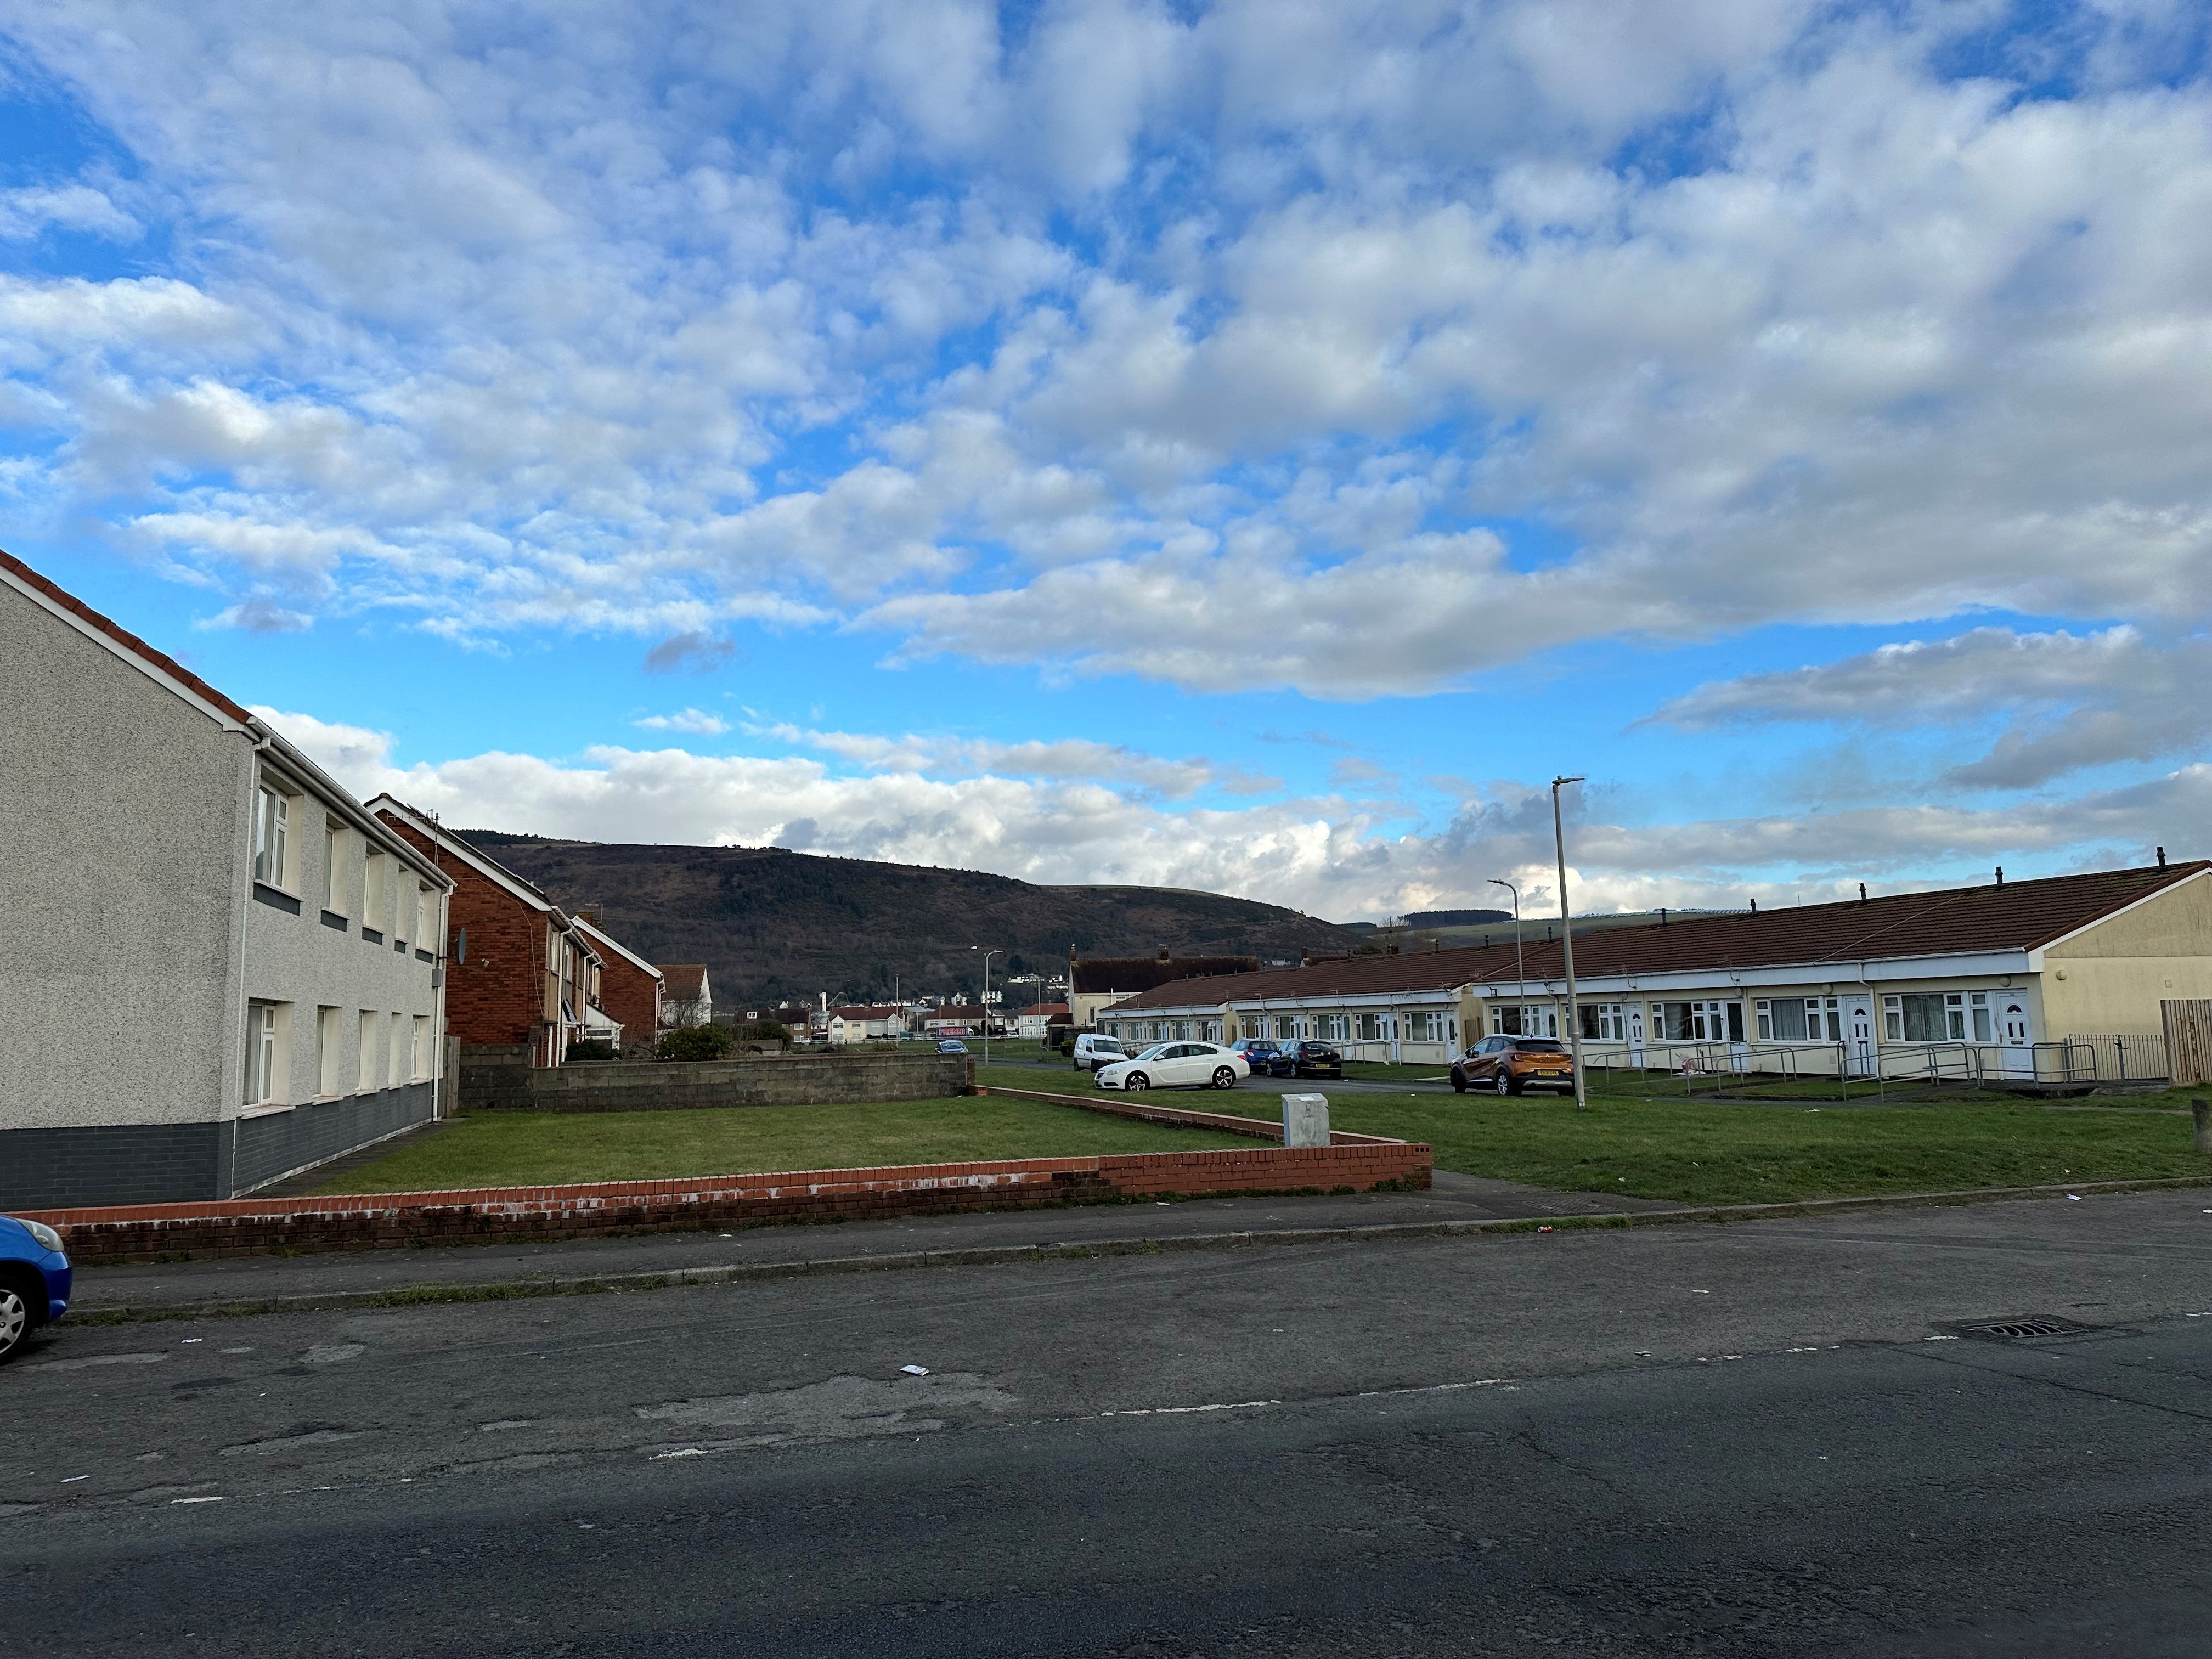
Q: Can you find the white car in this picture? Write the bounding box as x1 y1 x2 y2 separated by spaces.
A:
1094 1041 1249 1092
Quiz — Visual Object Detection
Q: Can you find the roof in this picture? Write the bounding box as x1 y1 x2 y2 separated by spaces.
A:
662 964 710 1000
1101 862 2210 1011
571 914 661 980
830 1004 905 1019
926 1005 991 1019
1070 955 1259 994
371 799 567 917
1019 1002 1071 1017
1 548 253 725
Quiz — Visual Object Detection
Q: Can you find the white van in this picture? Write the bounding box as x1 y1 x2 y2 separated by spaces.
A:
1071 1032 1130 1072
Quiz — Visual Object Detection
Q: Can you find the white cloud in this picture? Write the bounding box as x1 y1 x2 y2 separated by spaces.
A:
0 183 137 241
634 708 731 735
753 721 1268 798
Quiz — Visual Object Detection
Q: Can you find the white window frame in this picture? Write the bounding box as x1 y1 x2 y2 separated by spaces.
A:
388 1012 407 1088
317 1006 343 1098
253 785 292 890
358 1009 381 1092
244 1001 288 1108
363 851 387 934
323 822 347 913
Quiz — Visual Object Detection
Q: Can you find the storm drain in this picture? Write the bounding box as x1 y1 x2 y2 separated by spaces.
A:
1951 1316 2096 1341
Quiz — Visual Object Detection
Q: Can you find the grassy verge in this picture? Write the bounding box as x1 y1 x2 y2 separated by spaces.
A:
313 1096 1257 1194
973 1064 2212 1204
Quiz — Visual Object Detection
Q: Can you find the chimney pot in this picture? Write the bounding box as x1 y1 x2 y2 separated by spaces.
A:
1859 883 1868 904
2158 845 2168 869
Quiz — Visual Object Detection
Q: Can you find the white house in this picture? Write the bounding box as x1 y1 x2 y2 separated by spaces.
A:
826 1004 905 1043
2 551 454 1207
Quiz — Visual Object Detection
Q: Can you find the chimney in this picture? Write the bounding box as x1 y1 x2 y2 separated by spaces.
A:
2158 846 2169 870
1995 866 2004 888
1659 907 1668 927
1859 883 1868 904
1157 947 1171 962
575 906 597 925
1749 898 1757 914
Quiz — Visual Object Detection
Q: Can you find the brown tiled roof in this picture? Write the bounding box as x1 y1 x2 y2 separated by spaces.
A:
1 548 255 724
1020 1002 1071 1017
1101 862 2208 1011
662 964 710 999
1071 955 1259 994
830 1005 905 1020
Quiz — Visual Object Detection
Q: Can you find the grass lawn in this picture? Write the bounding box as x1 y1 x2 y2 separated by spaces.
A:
973 1062 2212 1205
313 1096 1259 1194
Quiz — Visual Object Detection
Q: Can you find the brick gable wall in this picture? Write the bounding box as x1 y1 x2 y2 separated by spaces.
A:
381 817 545 1054
596 954 662 1052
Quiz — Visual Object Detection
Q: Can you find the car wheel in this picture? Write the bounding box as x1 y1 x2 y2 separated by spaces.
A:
1493 1069 1516 1097
1450 1069 1467 1093
0 1274 37 1363
1212 1066 1237 1089
1125 1071 1150 1092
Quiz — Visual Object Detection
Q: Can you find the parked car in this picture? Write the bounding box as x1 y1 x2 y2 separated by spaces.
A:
1 1213 71 1364
1451 1036 1577 1096
1071 1032 1132 1073
936 1038 968 1055
1266 1040 1344 1080
1094 1042 1249 1092
1229 1038 1282 1072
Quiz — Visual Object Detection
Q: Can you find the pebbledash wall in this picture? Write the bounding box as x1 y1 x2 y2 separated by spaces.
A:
27 1139 1434 1262
0 554 452 1209
460 1049 972 1111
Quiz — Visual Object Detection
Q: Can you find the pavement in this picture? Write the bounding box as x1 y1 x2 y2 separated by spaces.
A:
63 1171 1683 1316
12 1185 2212 1655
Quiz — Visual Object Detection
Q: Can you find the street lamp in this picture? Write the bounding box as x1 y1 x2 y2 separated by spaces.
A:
973 946 998 1068
1551 775 1588 1113
1487 878 1523 1040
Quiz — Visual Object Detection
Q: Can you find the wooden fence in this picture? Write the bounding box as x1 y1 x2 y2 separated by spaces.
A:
2162 999 2212 1086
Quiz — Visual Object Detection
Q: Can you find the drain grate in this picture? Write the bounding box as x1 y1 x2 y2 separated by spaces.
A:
1955 1317 2092 1340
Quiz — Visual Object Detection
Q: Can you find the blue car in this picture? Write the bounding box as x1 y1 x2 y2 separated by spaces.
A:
1 1214 70 1364
936 1038 968 1054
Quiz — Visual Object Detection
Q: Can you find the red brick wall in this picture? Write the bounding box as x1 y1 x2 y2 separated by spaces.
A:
381 817 543 1053
596 952 662 1053
29 1142 1432 1262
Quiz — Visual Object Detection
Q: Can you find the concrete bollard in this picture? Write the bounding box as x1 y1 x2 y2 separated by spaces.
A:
1283 1092 1330 1148
2194 1099 2210 1155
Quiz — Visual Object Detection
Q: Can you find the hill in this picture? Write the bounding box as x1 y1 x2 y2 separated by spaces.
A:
453 834 1368 1009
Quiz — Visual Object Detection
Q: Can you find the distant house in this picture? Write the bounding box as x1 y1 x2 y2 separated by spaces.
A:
1068 948 1260 1028
826 1004 905 1044
661 964 713 1028
572 912 663 1052
368 799 610 1068
2 552 453 1207
1014 1002 1070 1040
924 1005 997 1037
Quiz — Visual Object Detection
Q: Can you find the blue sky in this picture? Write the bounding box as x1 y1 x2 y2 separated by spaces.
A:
3 0 2208 919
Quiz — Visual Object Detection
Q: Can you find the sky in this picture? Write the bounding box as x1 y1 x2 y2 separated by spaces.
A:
3 0 2209 923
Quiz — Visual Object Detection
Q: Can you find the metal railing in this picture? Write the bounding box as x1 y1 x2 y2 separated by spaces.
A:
2063 1033 2171 1084
1578 1036 2109 1098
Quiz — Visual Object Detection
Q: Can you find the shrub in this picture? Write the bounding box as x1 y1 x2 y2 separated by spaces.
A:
657 1024 736 1062
735 1020 791 1043
563 1038 616 1064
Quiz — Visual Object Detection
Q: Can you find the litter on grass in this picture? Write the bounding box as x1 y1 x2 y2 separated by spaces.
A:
899 1364 930 1377
1536 1226 1554 1233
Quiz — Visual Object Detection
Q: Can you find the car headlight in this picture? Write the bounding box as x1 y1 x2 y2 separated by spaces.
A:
18 1218 64 1254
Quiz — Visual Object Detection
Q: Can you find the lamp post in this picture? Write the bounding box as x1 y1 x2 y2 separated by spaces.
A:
1488 878 1523 1041
973 947 998 1068
1551 775 1588 1112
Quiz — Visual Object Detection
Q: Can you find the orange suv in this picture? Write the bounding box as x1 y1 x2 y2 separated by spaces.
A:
1451 1036 1576 1096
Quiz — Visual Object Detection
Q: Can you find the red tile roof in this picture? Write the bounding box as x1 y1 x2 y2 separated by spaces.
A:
1 548 254 724
661 964 710 1000
1101 862 2208 1011
1071 955 1258 994
830 1005 906 1020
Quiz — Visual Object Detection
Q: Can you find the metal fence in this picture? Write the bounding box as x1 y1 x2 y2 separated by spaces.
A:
2062 1033 2171 1084
1581 1035 2136 1097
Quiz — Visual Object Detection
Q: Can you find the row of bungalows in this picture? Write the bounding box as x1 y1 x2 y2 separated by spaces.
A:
1095 862 2212 1086
1 550 665 1208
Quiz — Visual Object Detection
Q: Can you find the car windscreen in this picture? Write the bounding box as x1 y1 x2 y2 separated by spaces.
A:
1091 1039 1125 1052
1511 1039 1567 1053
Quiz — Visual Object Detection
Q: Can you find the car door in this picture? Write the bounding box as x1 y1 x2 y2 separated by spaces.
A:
1469 1037 1502 1081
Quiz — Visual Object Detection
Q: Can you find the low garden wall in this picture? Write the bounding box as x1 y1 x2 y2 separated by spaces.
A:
459 1048 970 1113
26 1139 1432 1263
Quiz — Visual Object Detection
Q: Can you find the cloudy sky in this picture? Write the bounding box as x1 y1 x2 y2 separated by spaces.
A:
4 0 2208 920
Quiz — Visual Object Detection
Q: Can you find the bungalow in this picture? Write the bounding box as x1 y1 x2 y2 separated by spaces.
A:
826 1004 905 1044
368 799 613 1068
2 551 454 1206
1097 862 2212 1083
924 1005 997 1037
1068 949 1258 1028
1014 1002 1071 1040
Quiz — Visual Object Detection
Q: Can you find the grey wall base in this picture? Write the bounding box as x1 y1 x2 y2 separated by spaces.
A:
2 1082 437 1209
460 1051 970 1112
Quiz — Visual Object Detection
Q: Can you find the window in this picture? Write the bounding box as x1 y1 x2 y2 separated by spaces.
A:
389 1014 407 1086
358 1009 380 1091
244 1002 285 1105
316 1006 343 1097
1498 1004 1557 1039
1494 1005 1521 1036
253 786 291 889
1578 1003 1625 1041
1883 991 1991 1043
412 1015 431 1081
363 851 387 934
416 886 433 950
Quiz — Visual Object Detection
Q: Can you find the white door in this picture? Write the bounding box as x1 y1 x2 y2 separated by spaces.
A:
1627 1007 1646 1065
1997 1000 2033 1076
1844 997 1875 1077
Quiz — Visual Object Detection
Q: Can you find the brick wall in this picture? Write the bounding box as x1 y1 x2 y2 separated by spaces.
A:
28 1140 1432 1262
596 952 662 1053
463 1051 971 1111
382 817 543 1052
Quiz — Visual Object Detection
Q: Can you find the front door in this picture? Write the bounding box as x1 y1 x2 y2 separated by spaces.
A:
1627 1007 1646 1065
1997 1000 2033 1075
1843 997 1875 1077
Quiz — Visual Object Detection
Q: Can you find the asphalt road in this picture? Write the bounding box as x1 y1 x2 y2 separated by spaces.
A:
9 1189 2212 1656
